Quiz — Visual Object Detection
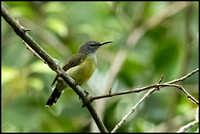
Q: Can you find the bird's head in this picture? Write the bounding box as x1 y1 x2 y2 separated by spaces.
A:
79 41 112 54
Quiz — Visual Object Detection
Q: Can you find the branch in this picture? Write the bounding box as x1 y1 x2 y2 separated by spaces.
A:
177 107 199 133
111 88 157 133
90 2 192 132
165 68 199 84
111 75 164 133
158 84 199 105
1 4 58 71
111 70 199 132
23 40 46 63
89 68 199 103
1 4 108 133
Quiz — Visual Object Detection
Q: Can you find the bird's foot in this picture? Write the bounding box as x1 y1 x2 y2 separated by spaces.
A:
84 90 89 97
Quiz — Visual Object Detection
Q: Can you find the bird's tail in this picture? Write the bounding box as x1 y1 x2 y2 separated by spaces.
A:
45 88 62 107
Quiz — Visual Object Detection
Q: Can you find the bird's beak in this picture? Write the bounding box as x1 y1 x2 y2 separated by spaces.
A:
100 41 113 46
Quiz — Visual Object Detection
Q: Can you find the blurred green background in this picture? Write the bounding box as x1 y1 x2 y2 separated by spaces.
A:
1 1 199 132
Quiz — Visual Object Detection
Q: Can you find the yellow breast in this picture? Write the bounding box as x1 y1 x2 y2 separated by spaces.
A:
66 55 96 85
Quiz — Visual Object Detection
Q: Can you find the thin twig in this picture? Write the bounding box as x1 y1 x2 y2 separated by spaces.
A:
89 68 199 102
177 107 199 133
89 84 158 102
111 71 199 132
111 89 156 133
91 2 192 132
111 76 163 133
23 40 46 63
1 4 59 71
166 68 199 84
158 84 199 105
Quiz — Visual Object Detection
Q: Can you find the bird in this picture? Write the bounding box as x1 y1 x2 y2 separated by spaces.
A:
45 41 112 107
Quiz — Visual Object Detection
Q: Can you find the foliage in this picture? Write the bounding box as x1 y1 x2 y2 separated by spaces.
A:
1 1 199 132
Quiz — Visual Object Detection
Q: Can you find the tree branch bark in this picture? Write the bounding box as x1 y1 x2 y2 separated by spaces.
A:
1 4 108 133
111 70 199 132
177 107 199 133
111 76 164 133
89 68 199 105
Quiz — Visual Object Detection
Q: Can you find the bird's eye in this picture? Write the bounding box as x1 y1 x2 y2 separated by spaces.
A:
90 44 96 47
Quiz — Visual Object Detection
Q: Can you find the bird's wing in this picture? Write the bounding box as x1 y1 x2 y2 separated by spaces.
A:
51 53 87 86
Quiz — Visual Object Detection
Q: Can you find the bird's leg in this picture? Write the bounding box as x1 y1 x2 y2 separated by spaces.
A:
84 90 89 97
81 91 89 108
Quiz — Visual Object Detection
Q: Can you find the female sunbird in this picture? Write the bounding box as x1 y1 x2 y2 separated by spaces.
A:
46 41 112 107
